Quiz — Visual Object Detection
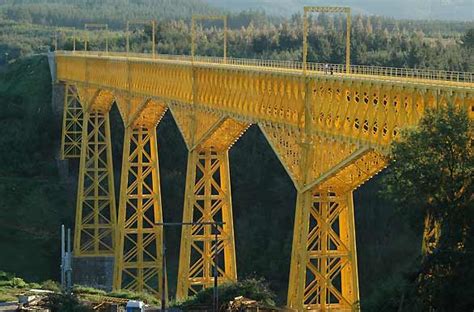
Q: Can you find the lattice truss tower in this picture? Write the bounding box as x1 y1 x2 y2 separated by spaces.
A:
57 51 473 311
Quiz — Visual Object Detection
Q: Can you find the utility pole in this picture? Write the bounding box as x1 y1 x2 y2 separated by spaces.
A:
60 225 73 294
156 222 224 312
161 237 167 311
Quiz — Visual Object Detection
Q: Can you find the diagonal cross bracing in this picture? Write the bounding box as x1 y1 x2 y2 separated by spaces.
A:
74 111 116 256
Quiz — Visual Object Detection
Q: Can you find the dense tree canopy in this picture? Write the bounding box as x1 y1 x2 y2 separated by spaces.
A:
383 105 474 311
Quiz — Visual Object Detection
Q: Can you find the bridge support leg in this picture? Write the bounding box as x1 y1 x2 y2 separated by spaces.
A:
74 110 116 257
288 188 360 311
61 84 83 159
113 126 166 298
176 148 237 300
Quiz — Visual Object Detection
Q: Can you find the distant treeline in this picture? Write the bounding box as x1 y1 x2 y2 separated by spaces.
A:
1 7 472 71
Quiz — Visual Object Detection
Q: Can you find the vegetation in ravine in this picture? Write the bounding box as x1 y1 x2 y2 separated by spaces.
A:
381 105 474 312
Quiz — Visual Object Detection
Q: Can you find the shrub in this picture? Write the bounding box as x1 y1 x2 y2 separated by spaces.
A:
41 280 61 292
0 280 12 287
73 285 106 296
176 278 276 310
0 271 13 282
28 282 41 289
11 277 27 288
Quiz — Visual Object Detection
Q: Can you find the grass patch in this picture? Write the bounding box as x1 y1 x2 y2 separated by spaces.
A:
73 285 106 296
108 289 161 306
0 292 17 302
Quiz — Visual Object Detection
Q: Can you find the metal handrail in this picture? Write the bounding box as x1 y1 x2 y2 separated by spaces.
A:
58 50 474 83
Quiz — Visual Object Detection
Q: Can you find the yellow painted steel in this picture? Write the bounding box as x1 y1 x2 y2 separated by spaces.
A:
61 84 83 159
171 111 247 299
113 127 165 295
56 22 473 308
288 189 360 311
55 52 473 155
113 96 168 297
74 109 116 256
176 148 237 299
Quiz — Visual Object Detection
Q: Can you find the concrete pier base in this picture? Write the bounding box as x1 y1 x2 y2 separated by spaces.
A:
72 256 114 291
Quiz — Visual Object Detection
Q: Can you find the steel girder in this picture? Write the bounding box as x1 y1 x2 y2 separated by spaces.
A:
55 53 474 153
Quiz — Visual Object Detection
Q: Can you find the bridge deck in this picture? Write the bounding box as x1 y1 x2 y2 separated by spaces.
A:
65 51 473 88
55 51 474 155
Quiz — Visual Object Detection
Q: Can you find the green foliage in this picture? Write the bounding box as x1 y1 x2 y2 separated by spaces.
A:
0 56 75 282
462 28 474 49
383 105 474 311
0 0 219 28
0 292 17 302
28 282 41 289
10 277 27 288
0 271 13 281
176 278 276 309
72 285 106 296
384 105 472 231
41 280 61 292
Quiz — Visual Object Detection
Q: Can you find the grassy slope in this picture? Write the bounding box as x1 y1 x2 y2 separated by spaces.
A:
0 56 75 282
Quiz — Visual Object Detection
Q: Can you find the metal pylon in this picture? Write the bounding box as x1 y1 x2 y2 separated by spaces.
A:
176 148 237 299
288 188 360 311
113 126 166 297
74 110 116 256
61 84 83 159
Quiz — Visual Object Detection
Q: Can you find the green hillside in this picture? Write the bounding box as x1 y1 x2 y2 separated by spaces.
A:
0 0 218 28
0 56 74 281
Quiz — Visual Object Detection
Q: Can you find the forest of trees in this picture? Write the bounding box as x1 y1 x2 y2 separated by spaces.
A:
0 0 473 70
0 1 472 311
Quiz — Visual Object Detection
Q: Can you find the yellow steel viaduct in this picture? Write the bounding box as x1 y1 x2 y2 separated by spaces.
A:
52 7 474 312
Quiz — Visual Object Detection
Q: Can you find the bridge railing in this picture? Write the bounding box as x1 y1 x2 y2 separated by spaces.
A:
59 51 474 83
